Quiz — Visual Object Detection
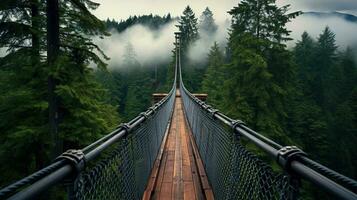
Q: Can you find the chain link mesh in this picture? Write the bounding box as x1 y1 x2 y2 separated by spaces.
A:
72 89 176 200
180 86 299 200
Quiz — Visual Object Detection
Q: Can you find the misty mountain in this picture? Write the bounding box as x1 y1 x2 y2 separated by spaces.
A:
303 11 357 23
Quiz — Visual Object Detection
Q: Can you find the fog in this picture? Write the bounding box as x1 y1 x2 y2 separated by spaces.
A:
281 0 357 13
287 14 357 49
2 3 357 65
0 48 6 57
97 12 357 69
94 0 237 22
94 0 357 21
94 21 177 69
95 18 230 69
188 19 230 64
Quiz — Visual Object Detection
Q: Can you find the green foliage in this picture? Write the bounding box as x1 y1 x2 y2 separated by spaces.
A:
289 28 357 198
202 42 225 108
199 2 356 197
177 6 199 53
176 6 206 93
0 0 119 188
228 0 300 43
222 0 299 144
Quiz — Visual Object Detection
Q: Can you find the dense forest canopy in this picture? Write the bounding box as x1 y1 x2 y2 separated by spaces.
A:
0 0 119 188
0 0 356 199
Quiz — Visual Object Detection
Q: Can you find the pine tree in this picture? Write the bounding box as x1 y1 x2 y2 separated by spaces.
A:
224 0 299 143
199 7 218 35
327 48 357 178
0 0 48 186
202 42 224 108
294 32 316 92
54 0 119 150
0 0 119 187
313 27 338 109
291 29 357 197
177 6 199 53
229 0 299 43
289 32 329 162
123 42 140 68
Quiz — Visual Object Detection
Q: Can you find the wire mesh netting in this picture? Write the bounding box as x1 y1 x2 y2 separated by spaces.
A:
180 86 299 200
71 88 176 200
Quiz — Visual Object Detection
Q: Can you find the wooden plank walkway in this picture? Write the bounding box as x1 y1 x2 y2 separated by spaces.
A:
143 90 214 200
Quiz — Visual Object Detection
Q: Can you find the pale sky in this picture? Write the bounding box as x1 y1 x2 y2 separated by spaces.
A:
93 0 357 21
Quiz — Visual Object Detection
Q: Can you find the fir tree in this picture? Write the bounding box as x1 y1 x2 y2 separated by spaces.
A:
0 0 119 187
202 42 224 108
177 6 199 53
199 7 218 35
313 27 338 110
224 0 299 143
0 0 48 186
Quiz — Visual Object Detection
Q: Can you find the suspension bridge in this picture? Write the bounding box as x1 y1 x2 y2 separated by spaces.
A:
0 32 356 200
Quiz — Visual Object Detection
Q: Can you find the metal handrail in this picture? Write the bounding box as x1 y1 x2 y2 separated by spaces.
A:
0 64 178 200
179 62 357 200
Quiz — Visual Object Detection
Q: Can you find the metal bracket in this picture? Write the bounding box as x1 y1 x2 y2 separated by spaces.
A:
231 120 245 130
198 101 205 107
210 109 219 117
277 146 307 171
120 123 130 133
148 106 156 114
139 112 149 119
55 149 85 173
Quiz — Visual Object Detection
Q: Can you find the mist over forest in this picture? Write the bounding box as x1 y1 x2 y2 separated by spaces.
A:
92 11 357 70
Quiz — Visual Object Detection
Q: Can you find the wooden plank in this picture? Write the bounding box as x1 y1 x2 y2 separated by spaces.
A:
204 189 215 200
152 150 168 198
184 182 196 200
158 182 172 200
144 93 214 200
173 107 183 200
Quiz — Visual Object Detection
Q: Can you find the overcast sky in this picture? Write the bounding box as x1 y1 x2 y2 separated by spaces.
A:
93 0 357 21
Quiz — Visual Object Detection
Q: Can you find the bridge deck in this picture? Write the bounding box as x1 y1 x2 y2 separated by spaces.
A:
143 90 214 200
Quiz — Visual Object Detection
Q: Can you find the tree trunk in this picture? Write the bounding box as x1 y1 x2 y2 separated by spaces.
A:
47 0 61 158
31 0 40 64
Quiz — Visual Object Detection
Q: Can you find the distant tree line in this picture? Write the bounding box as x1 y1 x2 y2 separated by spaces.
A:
105 14 173 32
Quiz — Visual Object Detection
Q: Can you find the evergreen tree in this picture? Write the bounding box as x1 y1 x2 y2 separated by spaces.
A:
0 0 119 187
224 0 299 143
294 32 316 92
290 32 329 162
0 0 48 186
327 48 357 178
313 27 338 109
177 6 203 92
105 14 173 33
202 42 224 108
291 29 357 197
229 0 299 43
177 6 199 53
123 42 140 67
199 7 218 35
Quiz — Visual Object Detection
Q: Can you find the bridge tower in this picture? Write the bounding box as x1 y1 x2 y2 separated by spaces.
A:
174 32 181 89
